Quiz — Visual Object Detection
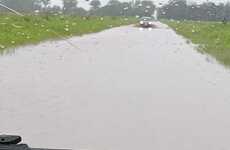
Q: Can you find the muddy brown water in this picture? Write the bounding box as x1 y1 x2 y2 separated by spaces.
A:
1 22 230 150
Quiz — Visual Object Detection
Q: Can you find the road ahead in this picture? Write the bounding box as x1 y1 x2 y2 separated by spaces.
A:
1 22 230 150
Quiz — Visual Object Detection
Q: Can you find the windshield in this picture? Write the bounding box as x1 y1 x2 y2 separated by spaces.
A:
1 0 230 150
140 17 152 21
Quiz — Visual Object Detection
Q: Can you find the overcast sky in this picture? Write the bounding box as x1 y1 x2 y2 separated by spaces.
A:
51 0 229 10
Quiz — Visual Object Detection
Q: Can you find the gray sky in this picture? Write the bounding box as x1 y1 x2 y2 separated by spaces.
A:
51 0 229 10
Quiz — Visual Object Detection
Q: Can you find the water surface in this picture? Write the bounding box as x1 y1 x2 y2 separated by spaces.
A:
1 22 230 150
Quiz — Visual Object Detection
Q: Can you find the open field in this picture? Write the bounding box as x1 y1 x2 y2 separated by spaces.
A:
163 20 230 66
0 15 136 51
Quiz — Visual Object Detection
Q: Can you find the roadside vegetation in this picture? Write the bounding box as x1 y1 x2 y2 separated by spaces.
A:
164 20 230 66
0 0 155 52
157 0 230 67
0 15 136 51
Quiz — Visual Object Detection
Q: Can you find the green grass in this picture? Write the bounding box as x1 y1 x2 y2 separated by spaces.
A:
163 20 230 66
0 15 136 52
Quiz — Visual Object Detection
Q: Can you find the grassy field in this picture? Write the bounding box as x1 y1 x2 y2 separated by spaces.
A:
0 15 136 51
163 20 230 66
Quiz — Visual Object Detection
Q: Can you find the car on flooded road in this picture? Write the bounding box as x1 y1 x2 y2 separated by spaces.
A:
139 17 155 28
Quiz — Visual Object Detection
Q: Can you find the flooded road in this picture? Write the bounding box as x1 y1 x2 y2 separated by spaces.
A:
1 22 230 150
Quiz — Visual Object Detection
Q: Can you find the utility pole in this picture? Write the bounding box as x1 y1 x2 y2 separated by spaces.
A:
0 2 24 16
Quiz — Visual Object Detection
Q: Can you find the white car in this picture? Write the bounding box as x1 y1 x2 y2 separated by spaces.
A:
139 17 155 28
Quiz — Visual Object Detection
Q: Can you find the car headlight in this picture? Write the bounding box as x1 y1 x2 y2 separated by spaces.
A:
140 21 144 24
148 22 153 24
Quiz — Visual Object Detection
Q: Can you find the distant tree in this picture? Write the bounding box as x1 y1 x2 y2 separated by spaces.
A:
120 2 131 16
37 0 50 14
47 5 62 14
158 0 229 21
74 7 87 16
62 0 78 14
224 2 230 21
93 0 156 17
93 0 122 16
141 0 155 16
0 0 41 12
158 0 187 20
134 0 141 8
131 0 155 17
90 0 101 10
107 0 120 6
40 0 50 7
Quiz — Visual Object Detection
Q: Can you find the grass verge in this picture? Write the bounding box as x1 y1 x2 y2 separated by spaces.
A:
0 15 136 52
163 20 230 66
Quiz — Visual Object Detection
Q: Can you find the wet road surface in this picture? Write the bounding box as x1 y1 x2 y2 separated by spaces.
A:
1 22 230 150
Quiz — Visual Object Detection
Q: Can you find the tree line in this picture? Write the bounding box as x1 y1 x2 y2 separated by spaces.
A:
158 0 230 21
1 0 230 21
0 0 82 14
0 0 156 17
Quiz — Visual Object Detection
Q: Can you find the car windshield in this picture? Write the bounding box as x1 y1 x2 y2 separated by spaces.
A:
1 0 230 150
140 17 152 21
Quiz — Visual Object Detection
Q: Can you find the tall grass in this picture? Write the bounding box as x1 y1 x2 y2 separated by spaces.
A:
0 15 136 51
163 20 230 66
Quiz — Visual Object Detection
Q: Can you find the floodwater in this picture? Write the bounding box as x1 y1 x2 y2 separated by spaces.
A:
1 22 230 150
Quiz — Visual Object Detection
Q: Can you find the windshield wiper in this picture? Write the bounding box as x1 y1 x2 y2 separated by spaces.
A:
0 135 70 150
